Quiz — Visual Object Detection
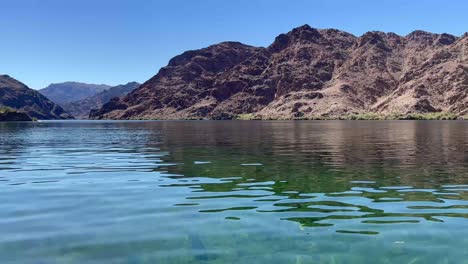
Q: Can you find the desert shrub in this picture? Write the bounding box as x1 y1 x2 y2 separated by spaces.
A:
235 113 257 120
399 112 458 120
347 112 383 120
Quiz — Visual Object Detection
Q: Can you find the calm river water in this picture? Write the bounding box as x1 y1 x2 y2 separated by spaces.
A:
0 120 467 263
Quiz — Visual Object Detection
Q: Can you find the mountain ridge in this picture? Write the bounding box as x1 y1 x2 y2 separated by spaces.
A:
85 25 468 120
0 75 73 120
39 82 111 105
62 82 140 118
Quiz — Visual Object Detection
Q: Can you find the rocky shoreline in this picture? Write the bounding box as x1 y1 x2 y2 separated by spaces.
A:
0 108 33 122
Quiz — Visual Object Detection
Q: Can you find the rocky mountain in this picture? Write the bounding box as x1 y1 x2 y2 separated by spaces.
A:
62 82 140 118
91 25 468 120
0 75 72 119
39 82 111 105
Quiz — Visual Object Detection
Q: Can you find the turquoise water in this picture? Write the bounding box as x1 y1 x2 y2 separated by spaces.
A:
0 120 467 263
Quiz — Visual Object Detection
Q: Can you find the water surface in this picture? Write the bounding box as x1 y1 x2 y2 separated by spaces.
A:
0 120 467 263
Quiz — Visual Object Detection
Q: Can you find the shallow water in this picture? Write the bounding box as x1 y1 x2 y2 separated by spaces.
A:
0 120 467 263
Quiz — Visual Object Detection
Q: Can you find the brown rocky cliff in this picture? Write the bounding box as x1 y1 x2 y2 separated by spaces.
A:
0 75 73 120
91 25 468 120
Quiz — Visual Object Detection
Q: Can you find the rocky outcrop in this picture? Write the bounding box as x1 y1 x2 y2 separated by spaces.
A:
39 82 111 105
62 82 140 118
0 75 73 120
0 108 32 121
91 25 468 120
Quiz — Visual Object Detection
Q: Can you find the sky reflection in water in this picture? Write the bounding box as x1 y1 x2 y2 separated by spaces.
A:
0 120 467 263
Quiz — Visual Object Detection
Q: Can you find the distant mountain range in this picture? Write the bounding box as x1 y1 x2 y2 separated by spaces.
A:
90 25 468 120
39 82 111 105
3 25 467 121
34 81 140 119
0 75 72 120
0 76 139 120
63 82 140 118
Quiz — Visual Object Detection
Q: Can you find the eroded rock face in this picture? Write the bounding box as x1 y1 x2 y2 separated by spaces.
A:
0 75 73 120
91 25 468 120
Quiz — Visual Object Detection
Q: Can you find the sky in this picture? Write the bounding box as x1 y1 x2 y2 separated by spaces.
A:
1 0 468 89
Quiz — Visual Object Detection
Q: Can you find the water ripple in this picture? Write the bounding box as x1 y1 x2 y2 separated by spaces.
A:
0 120 467 263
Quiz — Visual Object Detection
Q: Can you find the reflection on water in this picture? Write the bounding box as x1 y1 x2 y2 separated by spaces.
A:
0 120 467 263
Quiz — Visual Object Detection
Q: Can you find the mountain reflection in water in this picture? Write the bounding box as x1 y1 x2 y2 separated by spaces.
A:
0 120 467 263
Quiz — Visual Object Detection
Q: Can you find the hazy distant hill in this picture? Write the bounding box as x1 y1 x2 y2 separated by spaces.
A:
62 82 140 118
39 82 111 105
0 75 72 120
91 25 468 120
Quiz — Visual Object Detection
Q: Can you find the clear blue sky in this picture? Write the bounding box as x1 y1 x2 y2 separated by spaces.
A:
1 0 467 89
